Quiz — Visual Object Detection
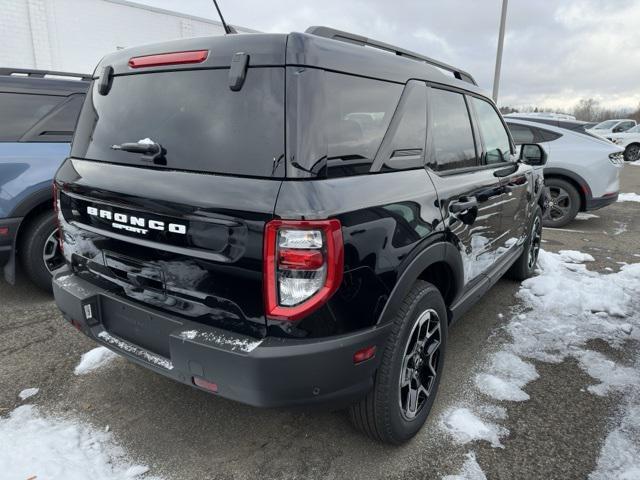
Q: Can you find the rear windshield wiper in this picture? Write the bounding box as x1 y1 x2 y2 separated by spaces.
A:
111 140 167 165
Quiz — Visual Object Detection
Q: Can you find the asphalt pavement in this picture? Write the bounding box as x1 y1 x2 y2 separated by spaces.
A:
1 164 638 480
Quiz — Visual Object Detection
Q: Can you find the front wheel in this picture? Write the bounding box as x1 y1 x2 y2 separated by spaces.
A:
349 281 447 444
507 205 542 281
624 143 640 162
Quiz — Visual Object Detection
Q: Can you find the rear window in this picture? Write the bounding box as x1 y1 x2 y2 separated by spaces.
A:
72 68 285 177
0 93 64 141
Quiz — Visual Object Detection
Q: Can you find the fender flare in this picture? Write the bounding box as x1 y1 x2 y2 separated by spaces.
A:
543 167 592 201
9 186 53 218
376 241 464 326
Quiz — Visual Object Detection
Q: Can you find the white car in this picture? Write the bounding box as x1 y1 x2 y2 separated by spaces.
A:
506 119 624 227
606 124 640 162
586 118 636 137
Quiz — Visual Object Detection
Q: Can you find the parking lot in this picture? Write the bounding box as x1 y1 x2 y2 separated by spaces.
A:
1 164 637 479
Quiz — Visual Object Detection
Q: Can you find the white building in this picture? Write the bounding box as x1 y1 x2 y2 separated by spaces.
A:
2 0 252 75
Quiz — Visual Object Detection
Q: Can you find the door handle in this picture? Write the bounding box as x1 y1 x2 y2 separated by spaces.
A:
449 198 478 213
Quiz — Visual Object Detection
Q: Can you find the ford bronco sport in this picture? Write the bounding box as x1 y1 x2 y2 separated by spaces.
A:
52 27 547 444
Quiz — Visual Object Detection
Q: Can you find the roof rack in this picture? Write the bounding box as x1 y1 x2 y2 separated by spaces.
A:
0 68 91 81
306 26 477 86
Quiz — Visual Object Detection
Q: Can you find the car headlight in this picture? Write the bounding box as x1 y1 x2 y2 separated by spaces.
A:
609 152 624 165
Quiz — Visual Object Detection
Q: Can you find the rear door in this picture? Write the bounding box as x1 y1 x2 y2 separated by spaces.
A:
425 87 508 286
58 55 286 337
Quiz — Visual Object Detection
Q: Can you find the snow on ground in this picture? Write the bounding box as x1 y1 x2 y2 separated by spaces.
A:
441 407 507 448
441 249 640 476
617 192 640 202
75 346 119 375
0 405 160 480
442 452 487 480
575 212 599 220
628 160 640 166
18 387 39 400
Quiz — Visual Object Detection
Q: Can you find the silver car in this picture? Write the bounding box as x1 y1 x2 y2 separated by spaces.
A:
507 119 624 227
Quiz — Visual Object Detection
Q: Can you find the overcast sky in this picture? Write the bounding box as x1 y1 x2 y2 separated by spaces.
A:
136 0 639 111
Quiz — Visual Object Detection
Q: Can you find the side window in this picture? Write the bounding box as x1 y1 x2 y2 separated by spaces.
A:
619 121 635 132
380 82 427 171
0 93 64 141
21 94 85 142
536 128 562 142
508 123 536 145
324 73 402 177
428 89 477 171
471 97 511 164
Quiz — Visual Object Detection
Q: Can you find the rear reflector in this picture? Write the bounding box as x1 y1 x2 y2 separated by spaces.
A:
193 376 218 393
0 227 8 236
128 50 209 69
354 345 376 364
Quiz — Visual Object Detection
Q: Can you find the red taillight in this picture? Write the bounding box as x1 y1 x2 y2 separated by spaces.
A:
0 227 8 237
353 345 377 364
52 182 63 253
128 50 209 68
263 219 343 321
193 376 218 393
279 249 324 270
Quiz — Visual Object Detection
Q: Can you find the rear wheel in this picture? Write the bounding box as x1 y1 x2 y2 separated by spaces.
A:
542 178 580 228
624 143 640 162
19 211 63 292
349 281 447 444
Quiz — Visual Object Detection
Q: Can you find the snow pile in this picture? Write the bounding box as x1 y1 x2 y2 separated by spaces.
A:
474 352 539 402
442 451 487 480
441 407 507 448
18 388 39 400
442 249 640 476
0 405 159 480
575 213 599 220
75 346 119 375
617 192 640 202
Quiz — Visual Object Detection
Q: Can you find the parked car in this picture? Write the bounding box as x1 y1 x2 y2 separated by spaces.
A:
0 68 89 290
504 113 597 137
52 27 547 444
506 118 624 227
587 118 636 137
606 124 640 162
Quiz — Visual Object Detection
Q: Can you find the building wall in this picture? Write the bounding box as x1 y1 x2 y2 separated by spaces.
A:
1 0 245 74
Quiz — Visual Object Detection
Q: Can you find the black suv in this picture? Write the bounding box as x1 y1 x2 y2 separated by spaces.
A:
52 27 546 443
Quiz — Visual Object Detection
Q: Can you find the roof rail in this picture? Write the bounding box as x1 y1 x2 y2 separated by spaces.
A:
0 68 91 81
305 26 477 86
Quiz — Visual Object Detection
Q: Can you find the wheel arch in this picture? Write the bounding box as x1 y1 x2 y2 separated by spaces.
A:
377 242 463 327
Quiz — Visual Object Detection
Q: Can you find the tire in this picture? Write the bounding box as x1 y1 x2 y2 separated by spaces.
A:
349 281 447 444
507 206 542 281
624 143 640 162
542 178 580 228
19 211 63 292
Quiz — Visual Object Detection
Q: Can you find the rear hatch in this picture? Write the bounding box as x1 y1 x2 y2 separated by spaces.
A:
55 35 287 338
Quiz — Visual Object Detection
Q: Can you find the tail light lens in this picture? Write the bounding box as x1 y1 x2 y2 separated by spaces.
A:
264 219 343 321
52 182 63 252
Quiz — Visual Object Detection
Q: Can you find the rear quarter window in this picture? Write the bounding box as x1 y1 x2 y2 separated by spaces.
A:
0 93 64 141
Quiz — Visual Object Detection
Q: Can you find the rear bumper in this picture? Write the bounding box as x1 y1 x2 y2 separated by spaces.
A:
53 269 391 408
585 192 618 211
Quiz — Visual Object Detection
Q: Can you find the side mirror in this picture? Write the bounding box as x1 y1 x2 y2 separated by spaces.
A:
519 143 547 166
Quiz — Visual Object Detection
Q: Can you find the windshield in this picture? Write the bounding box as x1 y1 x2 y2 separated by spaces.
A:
72 68 285 177
592 120 618 130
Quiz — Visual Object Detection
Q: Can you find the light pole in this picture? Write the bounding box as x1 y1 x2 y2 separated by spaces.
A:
492 0 509 103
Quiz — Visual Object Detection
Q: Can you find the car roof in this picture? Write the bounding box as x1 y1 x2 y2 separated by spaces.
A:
95 30 488 98
0 69 90 96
